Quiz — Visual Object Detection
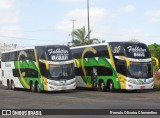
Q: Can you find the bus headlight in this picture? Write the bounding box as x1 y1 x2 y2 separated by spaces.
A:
148 78 154 84
128 79 137 84
47 81 57 86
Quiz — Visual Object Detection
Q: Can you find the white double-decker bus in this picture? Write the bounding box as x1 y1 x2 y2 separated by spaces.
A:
109 41 159 90
70 42 158 92
1 45 76 92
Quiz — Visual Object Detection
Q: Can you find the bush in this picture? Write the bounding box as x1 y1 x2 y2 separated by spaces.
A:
154 71 160 80
154 71 160 90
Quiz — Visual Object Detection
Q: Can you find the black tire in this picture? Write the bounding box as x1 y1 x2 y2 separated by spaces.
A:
109 81 114 92
11 81 15 90
36 83 41 93
30 82 35 92
7 80 11 90
98 80 106 92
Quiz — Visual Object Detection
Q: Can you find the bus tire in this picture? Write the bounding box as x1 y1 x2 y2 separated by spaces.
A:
11 81 15 90
36 82 41 93
7 80 11 90
109 81 114 92
98 80 106 92
30 82 35 92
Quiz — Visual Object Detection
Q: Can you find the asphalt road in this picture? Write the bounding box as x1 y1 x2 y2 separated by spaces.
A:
0 83 160 118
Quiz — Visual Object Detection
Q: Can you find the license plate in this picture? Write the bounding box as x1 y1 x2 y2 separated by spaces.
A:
141 86 145 89
61 87 66 90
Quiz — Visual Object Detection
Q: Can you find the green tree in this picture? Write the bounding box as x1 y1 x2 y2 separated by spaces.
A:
148 43 160 59
148 43 160 71
68 26 104 47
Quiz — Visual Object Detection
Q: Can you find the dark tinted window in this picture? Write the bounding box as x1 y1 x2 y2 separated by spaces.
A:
109 43 125 56
1 54 5 62
75 66 113 76
35 47 46 60
71 45 110 59
17 49 35 61
46 46 72 61
1 49 35 62
124 43 151 59
114 57 127 76
36 45 72 61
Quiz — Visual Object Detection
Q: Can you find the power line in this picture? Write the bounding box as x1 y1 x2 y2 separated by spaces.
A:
0 35 62 42
0 29 56 33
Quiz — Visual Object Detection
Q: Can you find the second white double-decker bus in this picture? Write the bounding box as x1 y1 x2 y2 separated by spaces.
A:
109 41 159 90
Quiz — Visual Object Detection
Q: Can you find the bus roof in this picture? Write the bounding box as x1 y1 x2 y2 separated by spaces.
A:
108 41 145 45
70 43 109 49
1 47 35 54
2 45 68 54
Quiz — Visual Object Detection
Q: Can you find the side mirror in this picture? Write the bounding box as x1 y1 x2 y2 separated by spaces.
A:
73 58 80 68
152 57 159 68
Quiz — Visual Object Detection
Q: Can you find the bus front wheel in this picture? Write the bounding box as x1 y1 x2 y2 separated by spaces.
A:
98 80 106 92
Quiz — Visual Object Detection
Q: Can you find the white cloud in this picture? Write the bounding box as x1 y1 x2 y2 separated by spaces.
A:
0 0 23 43
0 0 13 9
105 28 151 43
56 8 107 33
0 11 22 24
120 4 135 13
0 26 23 35
56 0 84 3
145 10 160 23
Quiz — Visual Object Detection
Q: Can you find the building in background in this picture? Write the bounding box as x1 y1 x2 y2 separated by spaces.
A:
0 43 17 59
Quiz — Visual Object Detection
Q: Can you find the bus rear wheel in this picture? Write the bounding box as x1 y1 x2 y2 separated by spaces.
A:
109 81 114 92
36 83 41 93
7 80 11 90
11 81 15 90
98 80 106 92
30 82 35 92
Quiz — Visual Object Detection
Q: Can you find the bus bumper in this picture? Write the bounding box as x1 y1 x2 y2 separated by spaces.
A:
47 78 76 91
126 82 154 90
125 77 154 90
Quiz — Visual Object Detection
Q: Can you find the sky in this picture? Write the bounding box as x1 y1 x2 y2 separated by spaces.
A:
0 0 160 47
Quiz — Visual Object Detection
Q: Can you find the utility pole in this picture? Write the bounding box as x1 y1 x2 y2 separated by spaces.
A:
71 19 76 42
87 0 90 40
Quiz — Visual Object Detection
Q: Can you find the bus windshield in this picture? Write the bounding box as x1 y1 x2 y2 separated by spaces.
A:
128 62 153 79
48 63 75 80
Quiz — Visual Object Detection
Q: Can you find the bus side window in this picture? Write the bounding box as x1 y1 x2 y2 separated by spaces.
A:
1 54 5 62
39 62 48 78
2 70 4 77
114 58 127 76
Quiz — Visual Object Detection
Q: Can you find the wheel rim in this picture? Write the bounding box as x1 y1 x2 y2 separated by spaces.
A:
37 84 40 93
7 82 10 89
110 83 112 90
109 82 114 92
101 82 104 90
99 81 105 91
11 82 14 90
31 84 34 92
